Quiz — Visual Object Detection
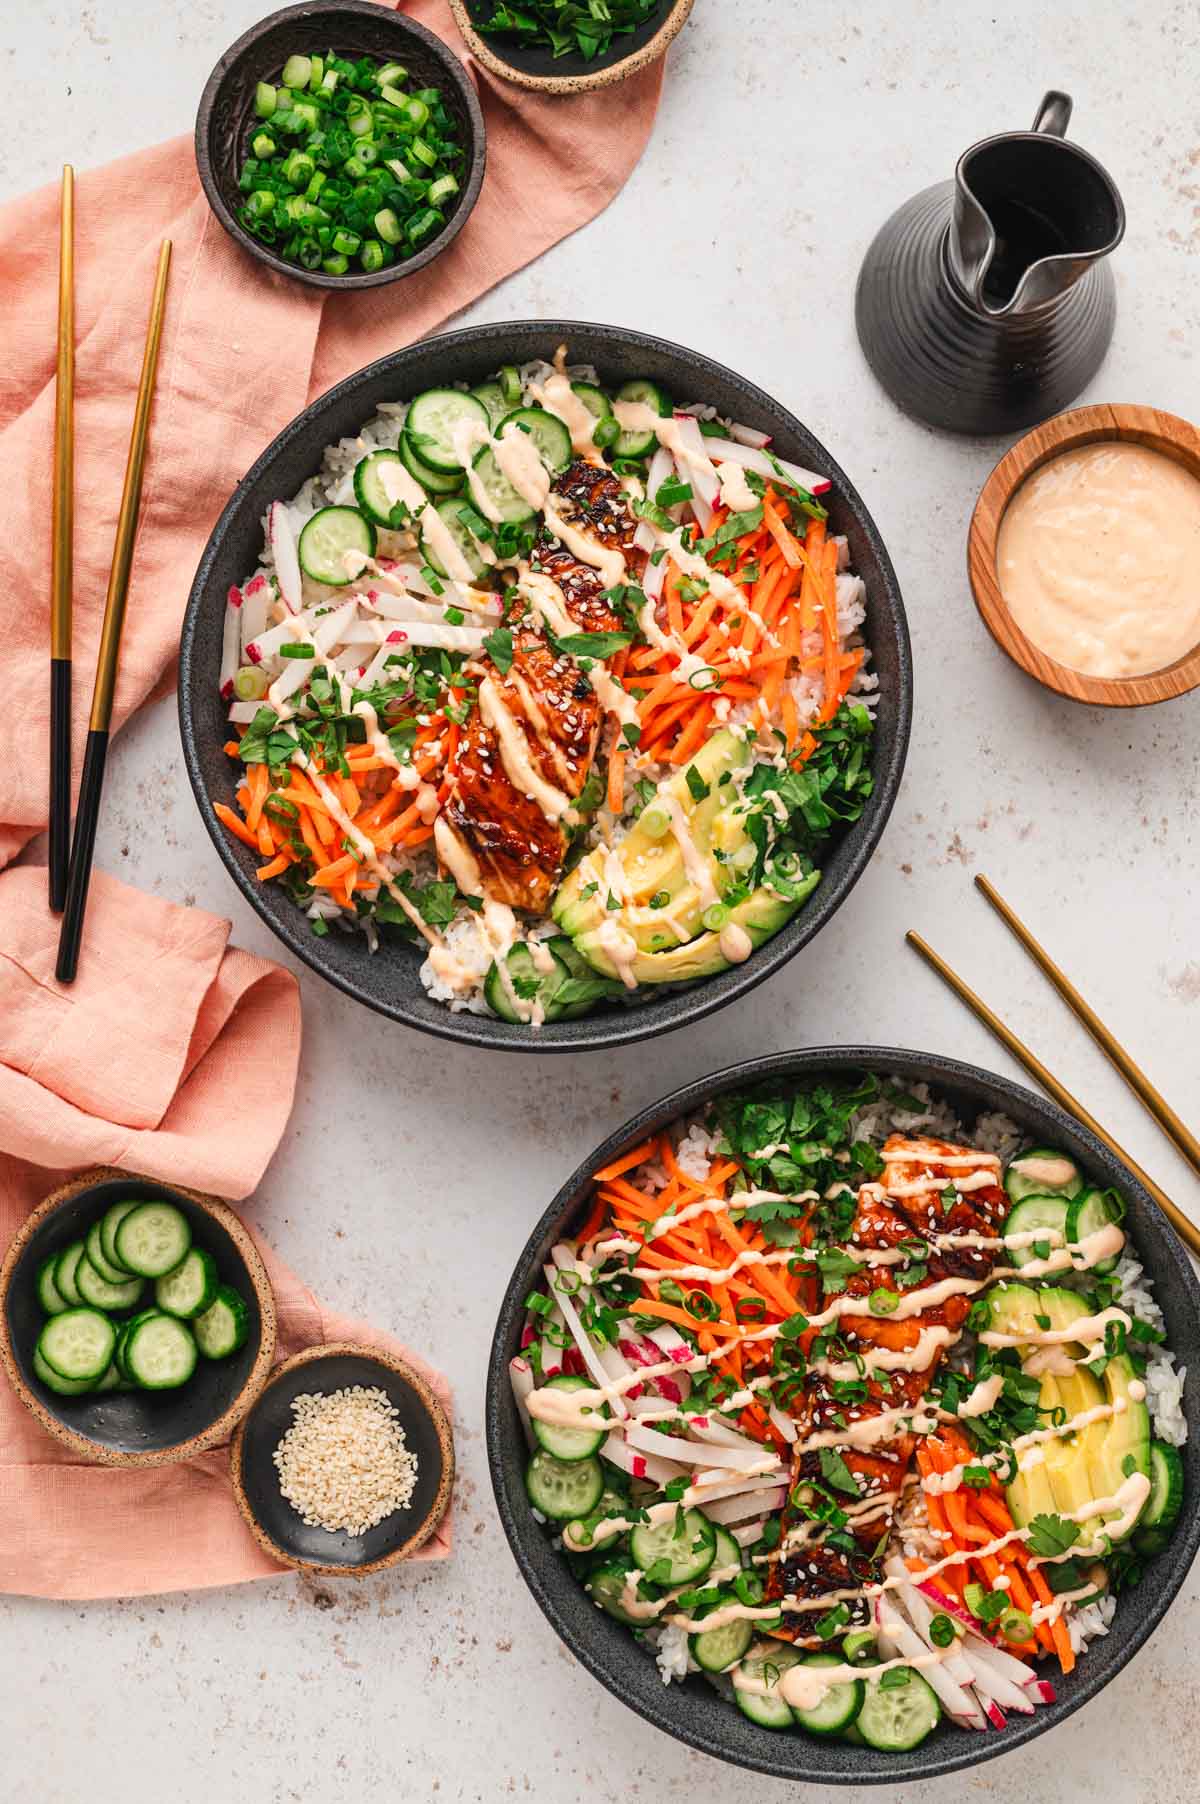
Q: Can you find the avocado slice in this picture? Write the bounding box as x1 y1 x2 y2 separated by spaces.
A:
571 879 811 986
1085 1353 1150 1548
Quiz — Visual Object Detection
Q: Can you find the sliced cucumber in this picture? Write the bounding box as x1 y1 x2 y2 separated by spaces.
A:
115 1202 192 1279
93 1362 122 1393
690 1612 755 1673
405 387 490 472
484 943 571 1024
629 1508 716 1585
154 1247 218 1321
855 1669 941 1752
39 1307 116 1382
1005 1147 1084 1205
712 1525 744 1575
1065 1187 1123 1275
420 495 489 581
469 381 508 426
353 449 407 528
734 1646 802 1730
100 1201 139 1274
54 1240 87 1308
36 1254 68 1316
192 1285 250 1359
1002 1193 1070 1269
116 1309 158 1380
530 1373 606 1461
33 1346 96 1395
789 1652 865 1736
525 1449 604 1521
570 380 613 421
297 506 376 586
75 1255 144 1313
614 377 669 458
398 428 464 495
586 1559 642 1625
1136 1441 1184 1548
469 445 536 525
124 1313 197 1390
496 407 572 476
84 1219 132 1287
498 364 523 408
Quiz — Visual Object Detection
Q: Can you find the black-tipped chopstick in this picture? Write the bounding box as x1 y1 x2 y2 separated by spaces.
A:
49 164 75 913
56 241 172 984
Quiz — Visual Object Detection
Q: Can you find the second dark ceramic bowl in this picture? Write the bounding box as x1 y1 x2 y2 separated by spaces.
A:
178 321 912 1051
195 1 486 291
486 1048 1200 1782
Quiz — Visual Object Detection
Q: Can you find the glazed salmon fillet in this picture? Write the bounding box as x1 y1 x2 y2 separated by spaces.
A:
765 1135 1009 1644
439 461 643 912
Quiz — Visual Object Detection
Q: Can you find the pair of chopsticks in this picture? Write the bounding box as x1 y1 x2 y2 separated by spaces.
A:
907 875 1200 1259
49 165 172 981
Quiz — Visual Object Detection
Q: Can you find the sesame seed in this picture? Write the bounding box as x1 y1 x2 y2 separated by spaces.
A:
272 1386 419 1536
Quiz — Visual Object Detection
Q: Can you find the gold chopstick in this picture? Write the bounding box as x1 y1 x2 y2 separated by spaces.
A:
56 240 172 984
905 928 1200 1260
49 164 75 913
974 873 1200 1181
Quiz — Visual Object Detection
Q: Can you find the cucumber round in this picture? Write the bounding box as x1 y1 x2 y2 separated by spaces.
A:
405 387 490 472
614 377 669 458
496 407 572 476
530 1373 606 1461
1004 1147 1084 1205
1065 1187 1123 1275
469 381 508 426
116 1309 159 1380
586 1559 642 1625
1002 1193 1070 1269
33 1346 96 1395
484 943 571 1025
789 1652 865 1736
154 1247 218 1321
570 380 613 421
525 1449 604 1521
84 1219 132 1287
124 1313 197 1390
1136 1440 1184 1547
353 450 407 528
297 506 376 586
192 1285 250 1359
114 1202 192 1279
38 1307 117 1382
469 445 537 526
75 1255 144 1314
100 1201 139 1274
712 1524 744 1576
36 1254 68 1316
734 1646 802 1730
629 1508 716 1585
53 1241 87 1308
420 495 489 581
690 1612 755 1674
397 429 464 495
855 1669 941 1752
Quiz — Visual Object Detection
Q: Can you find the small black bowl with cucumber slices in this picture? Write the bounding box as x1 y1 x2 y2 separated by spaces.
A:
0 1170 276 1467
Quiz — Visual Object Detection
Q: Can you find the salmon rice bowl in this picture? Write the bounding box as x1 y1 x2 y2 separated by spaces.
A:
509 1072 1187 1755
212 347 877 1026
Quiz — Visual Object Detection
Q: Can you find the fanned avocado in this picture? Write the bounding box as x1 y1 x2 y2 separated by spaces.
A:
571 881 812 986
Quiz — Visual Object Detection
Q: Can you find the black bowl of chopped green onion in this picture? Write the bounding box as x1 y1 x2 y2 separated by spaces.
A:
448 0 693 94
196 1 486 289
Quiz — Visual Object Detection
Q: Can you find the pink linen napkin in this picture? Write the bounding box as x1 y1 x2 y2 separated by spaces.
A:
0 866 452 1598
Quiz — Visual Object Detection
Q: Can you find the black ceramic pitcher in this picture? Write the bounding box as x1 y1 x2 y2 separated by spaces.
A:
855 92 1125 435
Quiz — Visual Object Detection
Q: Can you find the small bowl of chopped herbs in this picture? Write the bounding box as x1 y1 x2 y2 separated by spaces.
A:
447 0 694 94
196 1 486 290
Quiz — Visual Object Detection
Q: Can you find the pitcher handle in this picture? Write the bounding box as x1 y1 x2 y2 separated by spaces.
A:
1032 90 1073 137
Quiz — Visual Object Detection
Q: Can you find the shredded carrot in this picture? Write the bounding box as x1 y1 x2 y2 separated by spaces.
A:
255 853 292 881
213 802 259 850
594 1139 658 1183
607 746 626 814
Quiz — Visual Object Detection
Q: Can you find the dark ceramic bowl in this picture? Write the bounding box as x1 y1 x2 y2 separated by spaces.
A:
195 1 486 291
447 0 693 94
231 1342 454 1574
178 320 912 1051
486 1048 1200 1783
0 1170 276 1467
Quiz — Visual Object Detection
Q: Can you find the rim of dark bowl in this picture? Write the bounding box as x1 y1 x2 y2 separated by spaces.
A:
178 320 913 1051
485 1046 1200 1782
194 0 486 291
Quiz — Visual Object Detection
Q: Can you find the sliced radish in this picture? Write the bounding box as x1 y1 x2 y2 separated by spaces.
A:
701 1486 787 1524
876 1594 986 1730
728 420 771 448
220 586 243 700
600 1431 682 1486
701 435 831 497
268 501 303 612
509 1358 536 1451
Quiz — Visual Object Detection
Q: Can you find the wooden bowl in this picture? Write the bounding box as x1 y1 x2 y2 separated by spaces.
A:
231 1342 453 1576
195 0 486 291
0 1170 276 1467
447 0 693 95
968 403 1200 707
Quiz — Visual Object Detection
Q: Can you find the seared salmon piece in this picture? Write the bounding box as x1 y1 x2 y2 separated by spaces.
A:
765 1136 1007 1643
438 462 640 911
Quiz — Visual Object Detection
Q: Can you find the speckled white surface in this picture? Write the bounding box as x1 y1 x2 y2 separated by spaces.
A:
4 2 1200 1800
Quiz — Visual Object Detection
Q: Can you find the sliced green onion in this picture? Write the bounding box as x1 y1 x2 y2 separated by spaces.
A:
374 207 403 245
281 53 313 90
409 136 438 168
404 97 430 128
592 416 620 450
251 131 277 159
283 150 315 190
375 61 409 87
322 253 349 276
701 903 729 932
360 239 385 274
928 1613 957 1648
255 81 277 118
332 227 361 256
233 665 269 702
1000 1609 1034 1644
639 802 671 839
307 54 324 90
842 1629 876 1665
427 173 459 208
499 365 522 406
406 208 444 246
868 1287 898 1315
